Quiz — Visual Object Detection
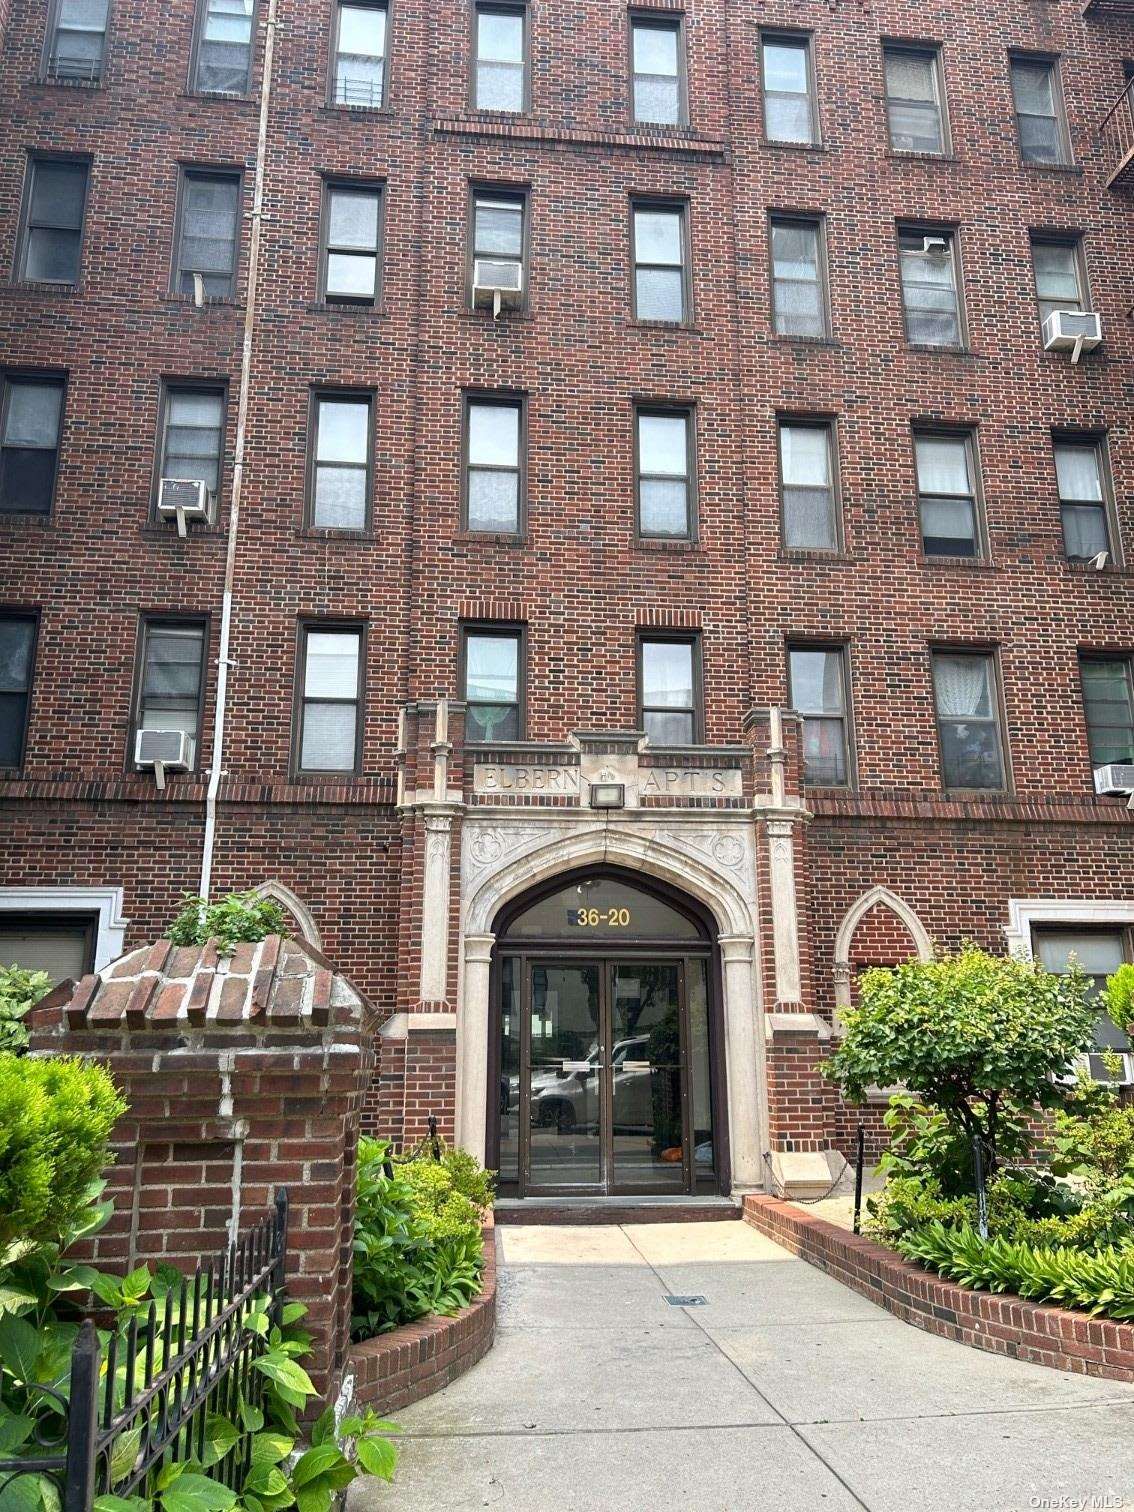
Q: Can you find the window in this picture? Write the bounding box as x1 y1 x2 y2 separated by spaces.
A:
770 215 827 337
762 34 817 145
134 620 206 766
1010 56 1069 166
297 625 363 773
898 226 962 347
632 202 687 323
157 385 225 508
332 1 387 108
462 627 522 741
320 182 382 304
18 157 88 286
882 44 945 155
1054 438 1112 563
471 189 525 303
0 616 36 769
1031 237 1085 328
174 171 240 299
0 913 95 984
474 3 526 113
193 0 255 94
1 376 64 516
914 431 981 559
308 393 372 529
788 645 850 785
636 408 693 539
631 15 684 127
778 419 838 550
465 397 523 533
1034 929 1133 1083
931 649 1006 790
639 635 700 746
1080 656 1134 768
44 0 109 81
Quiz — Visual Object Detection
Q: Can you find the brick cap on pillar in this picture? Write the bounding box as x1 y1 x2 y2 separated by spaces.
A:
28 934 376 1037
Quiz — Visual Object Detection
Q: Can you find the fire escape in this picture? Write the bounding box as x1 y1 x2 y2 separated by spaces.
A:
1086 1 1134 190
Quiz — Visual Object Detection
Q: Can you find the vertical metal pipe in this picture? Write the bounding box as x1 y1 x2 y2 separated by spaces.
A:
972 1134 989 1240
63 1321 100 1511
852 1120 866 1235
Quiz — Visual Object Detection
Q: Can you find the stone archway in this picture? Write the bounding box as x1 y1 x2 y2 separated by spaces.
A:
832 885 933 1020
254 880 323 950
456 818 768 1191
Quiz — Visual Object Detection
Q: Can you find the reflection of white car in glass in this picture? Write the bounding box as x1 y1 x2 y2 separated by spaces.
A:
529 1038 657 1133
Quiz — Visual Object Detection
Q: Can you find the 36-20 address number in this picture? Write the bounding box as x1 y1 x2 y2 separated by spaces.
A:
567 908 632 928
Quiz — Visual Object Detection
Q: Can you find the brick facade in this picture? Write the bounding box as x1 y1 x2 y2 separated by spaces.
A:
3 0 1134 1195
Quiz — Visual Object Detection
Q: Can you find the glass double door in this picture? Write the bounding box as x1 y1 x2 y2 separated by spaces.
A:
499 955 712 1196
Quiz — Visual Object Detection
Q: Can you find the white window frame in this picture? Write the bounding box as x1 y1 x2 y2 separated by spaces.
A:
0 886 129 972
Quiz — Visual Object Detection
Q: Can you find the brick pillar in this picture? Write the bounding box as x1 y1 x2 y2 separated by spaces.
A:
28 934 376 1406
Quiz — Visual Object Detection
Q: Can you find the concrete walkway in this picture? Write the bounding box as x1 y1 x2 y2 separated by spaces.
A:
349 1222 1134 1512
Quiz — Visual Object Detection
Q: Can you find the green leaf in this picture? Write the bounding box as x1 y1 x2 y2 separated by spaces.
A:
249 1431 294 1466
237 1396 264 1434
198 1413 240 1469
294 1486 334 1512
309 1407 335 1447
0 1413 35 1454
160 1472 240 1512
46 1266 99 1294
252 1354 315 1401
243 1465 289 1498
291 1444 345 1487
356 1436 397 1481
94 1497 151 1512
280 1302 307 1326
0 1282 39 1314
108 1425 143 1484
0 1313 41 1383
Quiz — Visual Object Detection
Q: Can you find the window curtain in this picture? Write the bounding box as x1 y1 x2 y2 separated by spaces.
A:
933 655 989 718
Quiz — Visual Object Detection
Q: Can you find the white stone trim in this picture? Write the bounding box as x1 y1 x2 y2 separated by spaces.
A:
832 886 934 1022
253 880 322 949
1003 898 1134 957
0 886 129 972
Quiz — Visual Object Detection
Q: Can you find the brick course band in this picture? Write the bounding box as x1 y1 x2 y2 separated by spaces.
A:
346 1225 497 1414
743 1196 1134 1384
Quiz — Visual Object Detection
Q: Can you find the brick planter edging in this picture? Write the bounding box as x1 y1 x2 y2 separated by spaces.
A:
743 1195 1134 1383
346 1224 497 1414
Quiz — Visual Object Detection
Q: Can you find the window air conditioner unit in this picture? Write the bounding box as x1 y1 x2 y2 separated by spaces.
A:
473 259 524 317
1042 309 1102 364
134 728 193 789
1093 763 1134 796
157 477 211 537
921 235 950 257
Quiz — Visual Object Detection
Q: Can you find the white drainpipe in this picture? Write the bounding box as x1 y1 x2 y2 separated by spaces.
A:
199 0 279 902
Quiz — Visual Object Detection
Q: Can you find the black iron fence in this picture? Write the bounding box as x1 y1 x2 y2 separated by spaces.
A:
1 1190 288 1512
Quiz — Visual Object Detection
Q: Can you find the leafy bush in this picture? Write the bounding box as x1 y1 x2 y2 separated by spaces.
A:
878 1094 1031 1198
167 892 291 953
351 1138 493 1340
0 964 52 1055
897 1220 1134 1321
828 946 1095 1179
0 1052 125 1253
1104 962 1134 1038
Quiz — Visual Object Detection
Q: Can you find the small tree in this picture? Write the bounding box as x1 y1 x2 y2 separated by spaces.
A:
826 946 1096 1179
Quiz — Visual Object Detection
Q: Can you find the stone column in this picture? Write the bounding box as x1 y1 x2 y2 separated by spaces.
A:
766 817 802 1005
456 931 496 1164
718 934 766 1190
419 808 454 1003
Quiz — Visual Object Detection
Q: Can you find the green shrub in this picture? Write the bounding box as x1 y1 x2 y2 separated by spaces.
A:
1104 962 1134 1038
0 964 52 1055
167 891 291 953
0 1053 125 1253
878 1094 1031 1198
351 1138 493 1341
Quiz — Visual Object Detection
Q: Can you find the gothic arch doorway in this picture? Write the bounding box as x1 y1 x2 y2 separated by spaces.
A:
486 866 728 1198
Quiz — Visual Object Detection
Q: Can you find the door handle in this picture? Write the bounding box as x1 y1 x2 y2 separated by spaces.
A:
562 1060 594 1072
620 1061 651 1071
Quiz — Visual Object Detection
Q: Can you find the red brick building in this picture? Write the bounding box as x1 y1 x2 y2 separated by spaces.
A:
2 0 1133 1201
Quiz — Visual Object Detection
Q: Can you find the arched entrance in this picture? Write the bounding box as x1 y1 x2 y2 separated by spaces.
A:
486 866 727 1198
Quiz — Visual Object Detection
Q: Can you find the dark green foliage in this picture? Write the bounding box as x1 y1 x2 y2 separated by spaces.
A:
167 892 291 953
0 965 52 1055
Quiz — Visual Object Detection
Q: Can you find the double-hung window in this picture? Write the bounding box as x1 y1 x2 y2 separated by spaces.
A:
465 397 523 533
44 0 109 81
632 201 687 323
1 375 65 516
914 430 981 559
332 1 387 108
779 419 838 550
133 621 207 767
639 635 700 746
931 649 1006 790
471 190 525 304
770 215 827 337
157 385 225 510
0 615 37 770
1031 237 1085 328
175 170 240 299
788 645 851 786
762 34 817 145
636 408 693 539
474 3 526 112
1054 437 1112 563
297 625 363 773
193 0 255 94
898 226 962 347
1080 656 1134 769
309 393 372 530
631 15 684 127
883 45 946 154
18 157 88 286
1034 929 1133 1084
462 627 522 742
321 182 382 304
1010 56 1070 166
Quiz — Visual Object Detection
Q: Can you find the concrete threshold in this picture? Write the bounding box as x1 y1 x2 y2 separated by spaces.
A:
494 1195 742 1225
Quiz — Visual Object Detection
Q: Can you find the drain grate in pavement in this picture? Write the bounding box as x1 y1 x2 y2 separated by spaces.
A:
663 1294 707 1307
